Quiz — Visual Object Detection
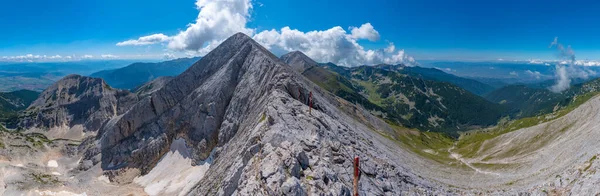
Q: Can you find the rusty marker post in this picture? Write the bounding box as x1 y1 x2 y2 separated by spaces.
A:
309 91 313 114
353 156 360 196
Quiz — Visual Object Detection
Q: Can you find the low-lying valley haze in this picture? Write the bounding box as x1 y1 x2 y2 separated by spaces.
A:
2 0 600 195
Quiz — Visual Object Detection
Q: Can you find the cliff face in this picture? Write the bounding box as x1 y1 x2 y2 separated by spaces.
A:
18 75 138 133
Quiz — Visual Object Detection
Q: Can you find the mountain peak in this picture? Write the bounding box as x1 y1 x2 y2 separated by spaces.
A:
280 50 318 72
19 74 138 137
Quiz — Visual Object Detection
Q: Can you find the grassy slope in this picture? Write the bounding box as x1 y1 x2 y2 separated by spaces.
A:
301 66 387 114
456 92 599 158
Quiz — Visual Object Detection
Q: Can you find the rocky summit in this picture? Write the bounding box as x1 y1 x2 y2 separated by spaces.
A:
18 75 138 138
280 51 319 73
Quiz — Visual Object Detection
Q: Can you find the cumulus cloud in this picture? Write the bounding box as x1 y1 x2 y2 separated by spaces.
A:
384 42 396 53
82 55 94 59
253 26 415 66
548 37 597 92
167 0 253 51
349 23 380 41
116 0 252 53
434 67 455 73
1 54 65 61
117 34 171 46
509 71 519 76
49 55 62 59
528 59 544 64
101 54 119 59
549 65 570 92
163 53 176 59
116 0 415 66
525 70 544 79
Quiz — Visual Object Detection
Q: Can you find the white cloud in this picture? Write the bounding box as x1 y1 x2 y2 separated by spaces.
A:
384 42 395 53
509 71 518 76
167 0 253 51
349 23 380 41
525 70 543 79
164 53 176 59
101 54 119 59
548 37 597 92
116 0 253 54
435 67 455 72
528 59 544 64
550 65 570 93
49 55 62 59
116 0 415 66
117 34 171 46
82 55 94 59
253 25 415 66
1 54 63 61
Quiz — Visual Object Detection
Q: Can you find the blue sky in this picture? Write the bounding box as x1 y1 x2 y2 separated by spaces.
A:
1 0 600 63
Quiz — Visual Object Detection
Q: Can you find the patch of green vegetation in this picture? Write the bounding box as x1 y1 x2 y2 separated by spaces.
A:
372 122 459 166
354 80 385 107
306 175 314 180
584 155 597 171
23 132 53 148
505 180 516 186
259 112 266 123
470 162 516 170
30 173 60 184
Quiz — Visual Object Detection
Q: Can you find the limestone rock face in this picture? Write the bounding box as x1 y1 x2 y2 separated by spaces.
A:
18 74 138 133
132 76 173 98
280 51 318 73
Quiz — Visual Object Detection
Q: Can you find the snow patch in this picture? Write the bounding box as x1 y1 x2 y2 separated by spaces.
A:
134 138 212 196
34 190 87 196
97 175 110 184
47 160 58 168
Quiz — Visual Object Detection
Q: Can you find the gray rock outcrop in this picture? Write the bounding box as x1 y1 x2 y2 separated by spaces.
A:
132 76 173 98
280 51 318 73
18 75 138 133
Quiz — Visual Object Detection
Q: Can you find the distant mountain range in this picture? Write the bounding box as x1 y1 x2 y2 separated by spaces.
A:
90 57 200 90
374 64 496 95
282 51 504 136
485 77 600 119
0 60 138 92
